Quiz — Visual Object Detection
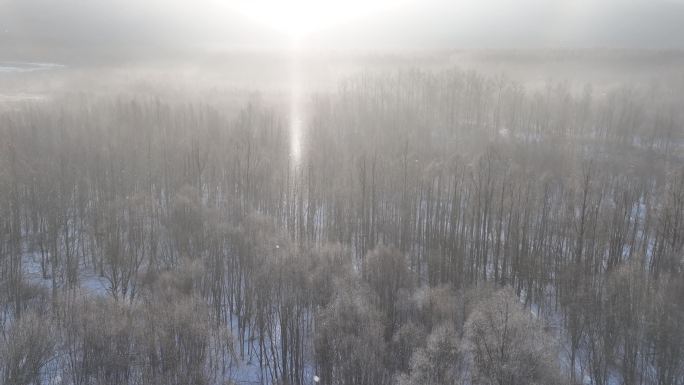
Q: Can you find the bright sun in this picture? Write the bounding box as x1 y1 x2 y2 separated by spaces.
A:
232 0 407 39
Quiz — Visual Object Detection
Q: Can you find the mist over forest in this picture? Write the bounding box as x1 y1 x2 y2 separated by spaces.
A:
1 1 683 385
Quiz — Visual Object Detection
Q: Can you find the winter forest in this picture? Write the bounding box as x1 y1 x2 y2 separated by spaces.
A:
1 1 684 385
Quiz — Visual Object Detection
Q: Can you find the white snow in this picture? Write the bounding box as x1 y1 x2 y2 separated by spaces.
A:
0 62 65 73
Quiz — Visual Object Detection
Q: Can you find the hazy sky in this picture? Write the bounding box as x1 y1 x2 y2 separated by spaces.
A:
1 0 684 58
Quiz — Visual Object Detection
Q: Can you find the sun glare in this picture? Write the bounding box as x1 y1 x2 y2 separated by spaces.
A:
232 0 406 39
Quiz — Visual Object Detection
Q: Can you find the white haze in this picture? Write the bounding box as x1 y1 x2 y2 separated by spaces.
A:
2 0 684 61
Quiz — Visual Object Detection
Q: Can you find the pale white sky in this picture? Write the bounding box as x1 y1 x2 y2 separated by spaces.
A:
1 0 684 54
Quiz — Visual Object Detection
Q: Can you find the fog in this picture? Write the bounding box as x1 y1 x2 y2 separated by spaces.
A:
1 2 683 385
3 0 684 59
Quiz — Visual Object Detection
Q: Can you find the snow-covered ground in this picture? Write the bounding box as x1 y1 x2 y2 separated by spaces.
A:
0 61 64 106
0 61 65 73
226 311 317 384
21 251 109 297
